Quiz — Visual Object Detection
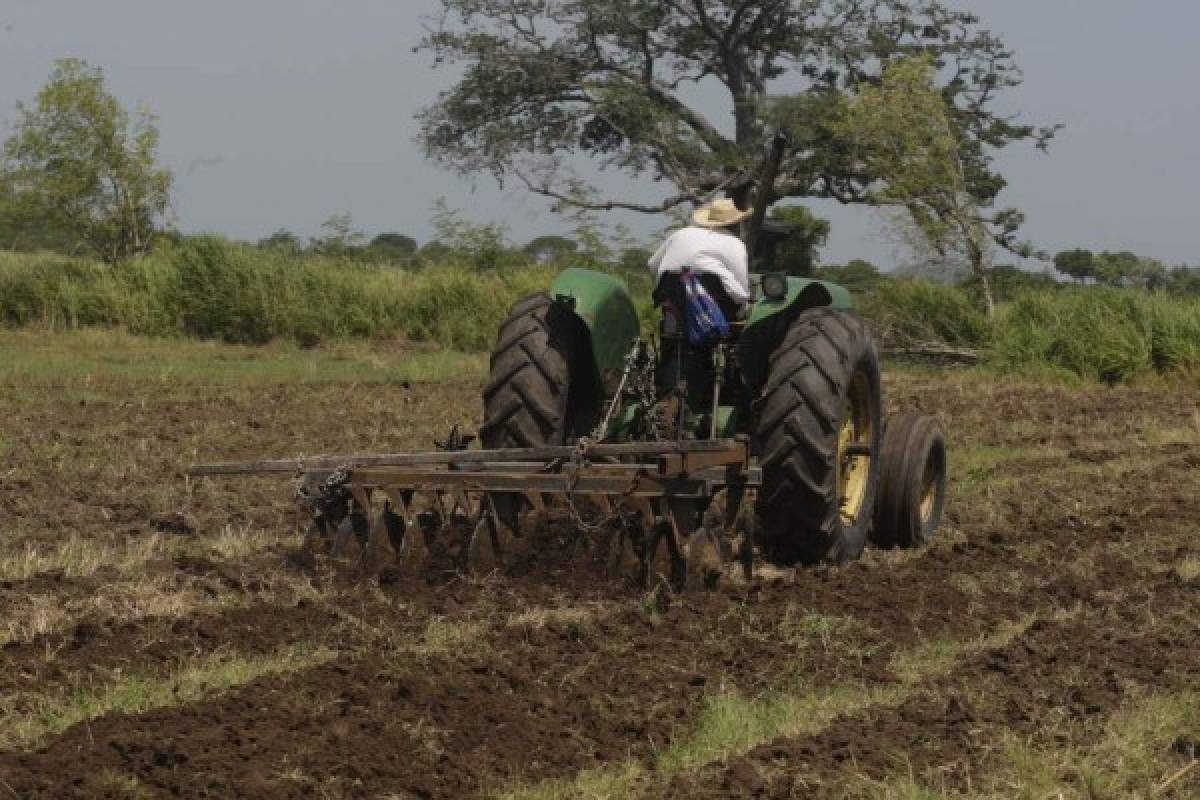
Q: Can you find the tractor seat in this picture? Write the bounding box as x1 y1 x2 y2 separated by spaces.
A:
652 272 747 323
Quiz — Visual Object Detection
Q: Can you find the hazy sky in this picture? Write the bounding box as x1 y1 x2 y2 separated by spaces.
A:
2 0 1198 267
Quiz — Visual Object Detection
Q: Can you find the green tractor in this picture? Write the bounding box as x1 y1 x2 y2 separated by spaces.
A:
480 247 947 569
190 223 948 584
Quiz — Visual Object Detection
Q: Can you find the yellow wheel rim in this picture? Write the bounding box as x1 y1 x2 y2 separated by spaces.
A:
837 374 873 524
918 455 939 525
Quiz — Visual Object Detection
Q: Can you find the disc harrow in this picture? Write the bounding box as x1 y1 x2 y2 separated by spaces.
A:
188 436 758 589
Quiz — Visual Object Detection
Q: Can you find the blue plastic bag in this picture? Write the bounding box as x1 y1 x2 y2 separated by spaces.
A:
682 271 730 346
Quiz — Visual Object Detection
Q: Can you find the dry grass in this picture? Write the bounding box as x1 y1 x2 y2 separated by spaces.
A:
0 534 166 583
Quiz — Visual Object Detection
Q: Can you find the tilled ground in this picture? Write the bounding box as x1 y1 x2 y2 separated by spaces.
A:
1 359 1197 799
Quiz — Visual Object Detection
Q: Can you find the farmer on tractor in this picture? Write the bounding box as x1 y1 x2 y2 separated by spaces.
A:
647 198 752 334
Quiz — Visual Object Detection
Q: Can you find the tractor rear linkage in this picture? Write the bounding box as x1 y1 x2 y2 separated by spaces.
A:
188 436 761 588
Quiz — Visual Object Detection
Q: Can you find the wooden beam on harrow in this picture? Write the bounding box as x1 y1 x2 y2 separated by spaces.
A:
343 469 716 499
187 439 748 476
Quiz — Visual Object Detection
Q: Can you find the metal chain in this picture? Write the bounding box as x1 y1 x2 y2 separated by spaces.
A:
293 464 350 517
587 339 666 444
630 343 667 441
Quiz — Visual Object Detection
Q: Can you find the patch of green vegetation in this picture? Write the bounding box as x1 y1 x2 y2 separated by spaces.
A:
659 683 901 778
994 287 1200 383
890 614 1037 685
855 690 1200 799
949 442 1047 493
860 279 993 348
0 239 555 350
91 770 154 800
5 243 1200 383
495 614 1039 800
779 609 876 653
494 762 645 800
421 616 489 656
0 328 487 388
0 643 336 750
1173 556 1200 584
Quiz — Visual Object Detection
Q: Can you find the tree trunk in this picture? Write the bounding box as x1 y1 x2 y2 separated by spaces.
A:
742 132 788 260
966 232 995 318
978 266 996 318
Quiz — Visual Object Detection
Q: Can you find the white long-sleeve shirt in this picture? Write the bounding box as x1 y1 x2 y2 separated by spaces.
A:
646 226 751 303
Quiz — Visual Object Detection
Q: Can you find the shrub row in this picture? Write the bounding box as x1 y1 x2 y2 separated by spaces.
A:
0 238 555 351
862 279 1200 382
3 241 1198 382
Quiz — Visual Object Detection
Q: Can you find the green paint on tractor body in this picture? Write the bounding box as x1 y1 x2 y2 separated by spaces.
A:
551 268 641 391
550 268 853 442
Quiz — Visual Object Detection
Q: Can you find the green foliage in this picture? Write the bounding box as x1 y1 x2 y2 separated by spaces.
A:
1165 265 1200 294
366 233 418 264
814 260 882 293
858 279 993 348
0 59 172 263
1053 249 1095 283
1093 250 1167 288
995 288 1200 383
765 205 830 276
837 56 1010 314
257 229 304 255
979 265 1059 303
429 198 527 270
0 238 555 351
419 1 1053 220
309 212 367 257
523 235 578 264
3 242 1198 383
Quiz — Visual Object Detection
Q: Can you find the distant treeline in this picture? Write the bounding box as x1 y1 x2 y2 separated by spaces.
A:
2 236 1198 384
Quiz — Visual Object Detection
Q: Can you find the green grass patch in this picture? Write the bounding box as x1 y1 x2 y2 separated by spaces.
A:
860 279 993 348
0 239 555 350
495 614 1039 800
994 287 1200 383
6 244 1200 383
855 690 1200 799
0 327 487 387
1173 556 1200 584
0 643 336 751
890 615 1035 685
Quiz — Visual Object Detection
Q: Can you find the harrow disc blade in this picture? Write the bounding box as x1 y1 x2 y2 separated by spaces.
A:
331 516 363 561
685 528 723 590
605 527 641 584
465 515 507 575
302 519 329 555
394 515 429 569
360 511 398 574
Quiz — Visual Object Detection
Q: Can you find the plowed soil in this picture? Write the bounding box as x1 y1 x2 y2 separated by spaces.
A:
1 359 1197 799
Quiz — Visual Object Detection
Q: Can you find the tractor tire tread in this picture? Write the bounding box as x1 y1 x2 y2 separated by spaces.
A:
753 308 882 566
481 292 573 453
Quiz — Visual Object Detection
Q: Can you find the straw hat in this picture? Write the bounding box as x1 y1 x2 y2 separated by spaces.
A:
692 198 753 228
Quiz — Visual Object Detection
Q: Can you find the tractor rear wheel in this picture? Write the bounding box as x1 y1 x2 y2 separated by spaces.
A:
481 292 576 449
753 308 882 565
481 292 581 534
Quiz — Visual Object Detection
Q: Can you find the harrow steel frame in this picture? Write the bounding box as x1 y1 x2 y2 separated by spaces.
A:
189 437 760 587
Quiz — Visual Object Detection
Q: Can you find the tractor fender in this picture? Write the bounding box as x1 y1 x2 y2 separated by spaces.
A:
549 267 641 394
738 277 853 397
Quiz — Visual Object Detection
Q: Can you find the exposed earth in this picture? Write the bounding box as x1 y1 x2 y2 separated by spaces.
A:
1 350 1197 799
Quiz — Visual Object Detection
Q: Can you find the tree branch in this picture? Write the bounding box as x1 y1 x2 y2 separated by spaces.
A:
513 167 693 214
